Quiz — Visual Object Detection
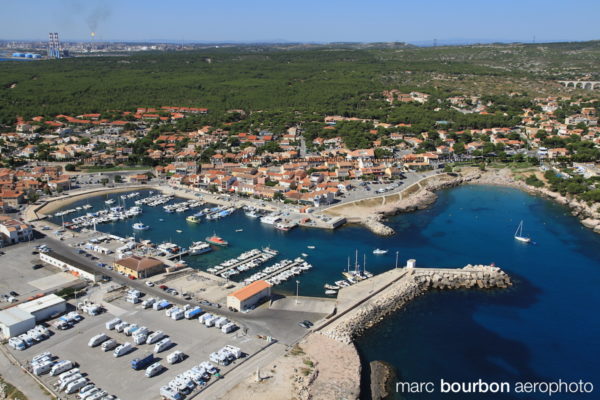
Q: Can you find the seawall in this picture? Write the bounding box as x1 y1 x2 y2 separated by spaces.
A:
319 265 511 345
303 264 511 399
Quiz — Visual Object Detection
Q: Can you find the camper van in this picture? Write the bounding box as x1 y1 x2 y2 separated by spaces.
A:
88 333 109 347
153 338 172 353
145 362 163 378
101 339 118 352
113 342 133 357
50 360 74 376
105 318 121 330
146 331 165 345
166 351 184 364
32 360 54 375
65 378 89 394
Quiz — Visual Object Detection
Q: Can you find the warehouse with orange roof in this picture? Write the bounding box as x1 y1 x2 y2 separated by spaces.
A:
226 280 272 311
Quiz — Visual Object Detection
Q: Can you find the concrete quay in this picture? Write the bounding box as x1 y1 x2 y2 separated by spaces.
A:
316 263 512 344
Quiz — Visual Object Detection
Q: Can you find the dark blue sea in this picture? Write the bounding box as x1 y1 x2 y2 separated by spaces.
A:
50 185 600 399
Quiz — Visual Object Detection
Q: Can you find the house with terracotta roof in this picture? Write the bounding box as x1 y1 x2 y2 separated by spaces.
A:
0 216 32 246
548 148 569 158
113 256 164 279
0 190 24 209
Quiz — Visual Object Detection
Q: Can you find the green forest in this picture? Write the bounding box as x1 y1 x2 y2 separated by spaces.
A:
2 41 599 125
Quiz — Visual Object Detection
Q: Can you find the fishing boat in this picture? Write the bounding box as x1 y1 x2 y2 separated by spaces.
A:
301 253 308 257
186 215 201 223
235 229 244 232
373 248 388 255
307 245 315 249
132 222 149 230
206 234 229 247
514 220 531 243
176 229 183 233
324 283 340 290
325 290 337 295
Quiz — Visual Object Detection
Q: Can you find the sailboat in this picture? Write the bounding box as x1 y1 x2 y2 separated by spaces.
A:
514 220 531 243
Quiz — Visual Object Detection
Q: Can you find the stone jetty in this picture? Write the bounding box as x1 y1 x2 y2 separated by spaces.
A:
319 264 511 344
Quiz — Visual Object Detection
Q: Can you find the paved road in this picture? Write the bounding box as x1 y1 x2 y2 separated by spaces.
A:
299 136 307 158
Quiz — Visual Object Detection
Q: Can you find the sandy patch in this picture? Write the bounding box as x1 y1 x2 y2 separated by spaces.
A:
224 334 361 400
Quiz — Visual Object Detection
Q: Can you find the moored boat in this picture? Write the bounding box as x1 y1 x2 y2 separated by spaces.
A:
133 222 150 230
373 248 388 255
186 215 201 223
206 235 228 247
189 241 212 255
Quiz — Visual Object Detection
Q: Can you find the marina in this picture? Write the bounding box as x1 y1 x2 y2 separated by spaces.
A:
244 257 313 285
207 248 278 278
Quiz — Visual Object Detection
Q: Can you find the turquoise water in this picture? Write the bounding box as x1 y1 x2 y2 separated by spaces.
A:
50 186 600 398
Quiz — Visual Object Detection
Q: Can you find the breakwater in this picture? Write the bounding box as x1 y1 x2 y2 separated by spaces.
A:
320 265 511 344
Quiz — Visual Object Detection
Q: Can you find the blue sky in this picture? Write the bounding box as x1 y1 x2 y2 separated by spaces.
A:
2 0 599 44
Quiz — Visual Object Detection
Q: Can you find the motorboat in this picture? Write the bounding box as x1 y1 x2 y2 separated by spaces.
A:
186 215 201 223
373 248 388 255
132 222 150 230
189 241 212 255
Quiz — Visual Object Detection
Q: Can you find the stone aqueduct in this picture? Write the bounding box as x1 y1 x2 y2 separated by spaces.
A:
558 80 600 90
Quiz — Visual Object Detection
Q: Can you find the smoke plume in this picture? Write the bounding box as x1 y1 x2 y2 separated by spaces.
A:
86 1 112 33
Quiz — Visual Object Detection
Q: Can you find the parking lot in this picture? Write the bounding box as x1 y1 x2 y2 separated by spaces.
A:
9 293 269 400
0 239 82 304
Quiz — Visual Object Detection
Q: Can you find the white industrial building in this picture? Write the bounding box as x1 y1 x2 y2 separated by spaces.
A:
0 294 66 338
18 294 66 321
40 251 100 282
0 308 35 338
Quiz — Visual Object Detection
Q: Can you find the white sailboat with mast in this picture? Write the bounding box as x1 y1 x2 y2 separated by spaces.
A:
514 220 531 243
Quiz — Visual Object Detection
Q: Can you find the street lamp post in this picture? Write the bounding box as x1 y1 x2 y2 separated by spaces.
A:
295 280 300 305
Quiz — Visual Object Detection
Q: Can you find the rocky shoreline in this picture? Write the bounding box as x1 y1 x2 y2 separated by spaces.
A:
369 360 396 400
358 169 600 236
469 169 600 235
